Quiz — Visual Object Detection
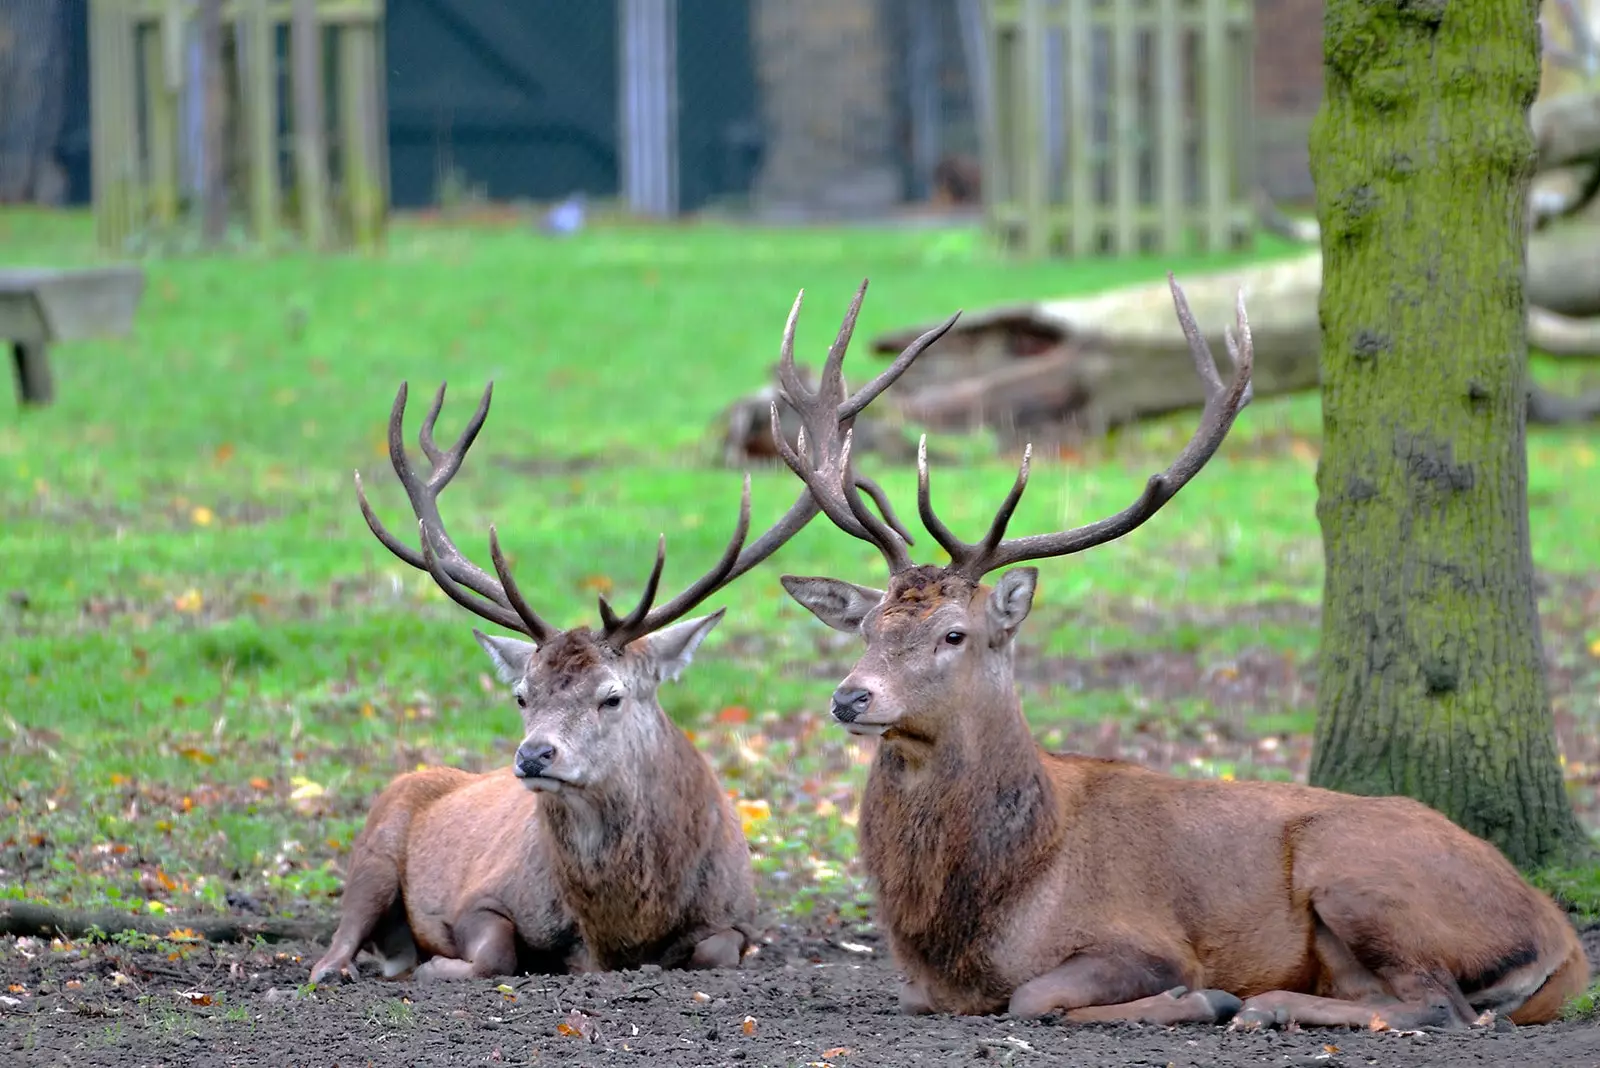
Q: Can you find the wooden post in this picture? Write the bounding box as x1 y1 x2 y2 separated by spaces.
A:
1017 0 1047 258
198 0 228 244
1064 0 1093 255
292 0 331 249
1201 0 1230 252
241 0 280 244
1155 0 1184 253
1111 0 1138 254
141 13 179 226
338 19 384 249
10 343 54 407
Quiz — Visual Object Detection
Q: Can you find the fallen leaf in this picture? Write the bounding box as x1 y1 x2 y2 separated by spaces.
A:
821 1049 852 1059
6 983 23 993
248 777 271 790
691 991 711 1004
178 746 215 764
64 979 82 989
177 990 213 1006
190 506 215 527
167 928 203 943
742 1015 756 1036
1588 636 1600 658
156 869 177 891
173 589 204 613
288 777 325 801
213 442 235 464
716 705 750 724
735 798 771 836
556 1009 597 1041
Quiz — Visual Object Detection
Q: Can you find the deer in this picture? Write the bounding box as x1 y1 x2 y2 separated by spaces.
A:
771 275 1591 1031
309 281 957 984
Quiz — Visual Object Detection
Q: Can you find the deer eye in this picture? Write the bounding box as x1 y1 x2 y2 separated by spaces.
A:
600 694 623 710
943 630 966 647
515 694 527 709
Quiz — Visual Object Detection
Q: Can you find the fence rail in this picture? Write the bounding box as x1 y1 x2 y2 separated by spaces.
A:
88 0 388 252
981 0 1254 258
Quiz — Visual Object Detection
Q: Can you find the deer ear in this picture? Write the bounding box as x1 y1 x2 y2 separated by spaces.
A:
473 629 537 684
639 609 725 682
781 575 883 633
985 567 1037 647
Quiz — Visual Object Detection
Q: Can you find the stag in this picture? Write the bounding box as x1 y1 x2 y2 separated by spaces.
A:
773 276 1589 1029
309 281 956 983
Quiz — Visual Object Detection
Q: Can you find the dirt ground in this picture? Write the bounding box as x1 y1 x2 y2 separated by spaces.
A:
4 918 1598 1068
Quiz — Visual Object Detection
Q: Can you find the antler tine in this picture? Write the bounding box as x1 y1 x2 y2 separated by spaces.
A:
416 382 449 468
837 429 917 571
854 473 916 545
839 310 962 422
917 435 1035 572
415 520 530 634
355 380 551 641
951 276 1254 578
820 279 868 411
488 525 557 643
599 534 668 643
605 476 755 649
770 401 915 571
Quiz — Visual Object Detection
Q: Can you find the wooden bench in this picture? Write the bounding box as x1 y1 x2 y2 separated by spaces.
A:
0 266 146 407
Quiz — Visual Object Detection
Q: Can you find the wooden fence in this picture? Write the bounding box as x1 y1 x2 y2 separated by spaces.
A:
88 0 388 252
979 0 1254 258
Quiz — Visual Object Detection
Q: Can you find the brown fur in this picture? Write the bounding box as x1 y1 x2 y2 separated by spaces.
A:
309 622 757 984
784 567 1591 1028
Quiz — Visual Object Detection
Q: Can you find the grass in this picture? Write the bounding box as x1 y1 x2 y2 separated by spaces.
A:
1 208 1597 926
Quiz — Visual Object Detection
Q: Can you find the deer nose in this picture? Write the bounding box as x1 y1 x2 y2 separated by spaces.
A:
830 686 873 723
515 742 557 779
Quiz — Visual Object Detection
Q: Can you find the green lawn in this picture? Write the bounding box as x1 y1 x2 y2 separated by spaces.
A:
2 209 1596 925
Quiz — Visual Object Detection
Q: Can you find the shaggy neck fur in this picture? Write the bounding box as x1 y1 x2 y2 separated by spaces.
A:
537 718 726 969
859 579 1064 1004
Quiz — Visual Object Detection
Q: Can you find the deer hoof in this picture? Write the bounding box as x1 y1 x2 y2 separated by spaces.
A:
1230 1004 1289 1031
308 957 356 985
1185 988 1243 1023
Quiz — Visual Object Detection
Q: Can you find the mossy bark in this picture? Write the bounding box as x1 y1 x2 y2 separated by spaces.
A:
1308 0 1588 868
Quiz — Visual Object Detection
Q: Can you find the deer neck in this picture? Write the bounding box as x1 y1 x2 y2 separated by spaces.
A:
538 718 720 957
858 676 1062 995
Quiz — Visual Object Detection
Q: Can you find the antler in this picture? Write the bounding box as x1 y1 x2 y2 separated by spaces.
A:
920 273 1254 580
599 279 944 647
770 280 961 573
356 382 558 642
357 277 948 651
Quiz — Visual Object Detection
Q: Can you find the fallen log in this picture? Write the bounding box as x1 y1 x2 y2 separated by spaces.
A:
0 900 335 945
1532 86 1600 174
867 251 1600 441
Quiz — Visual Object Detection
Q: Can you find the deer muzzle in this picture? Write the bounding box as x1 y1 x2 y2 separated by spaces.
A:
514 741 562 791
830 686 874 723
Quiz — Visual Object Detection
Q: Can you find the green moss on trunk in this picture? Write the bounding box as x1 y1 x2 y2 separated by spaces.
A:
1307 0 1589 868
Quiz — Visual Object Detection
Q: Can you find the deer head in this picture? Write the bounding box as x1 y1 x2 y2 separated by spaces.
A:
353 280 958 796
780 276 1255 750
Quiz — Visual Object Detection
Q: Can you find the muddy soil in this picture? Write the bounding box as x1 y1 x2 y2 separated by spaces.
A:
4 920 1597 1068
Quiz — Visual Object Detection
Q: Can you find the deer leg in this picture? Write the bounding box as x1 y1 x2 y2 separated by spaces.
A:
1008 950 1231 1023
309 851 405 983
899 978 937 1015
688 928 747 970
412 909 518 982
1232 990 1459 1032
1064 986 1244 1026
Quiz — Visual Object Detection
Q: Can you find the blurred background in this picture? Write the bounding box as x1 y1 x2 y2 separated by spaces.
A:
0 0 1323 225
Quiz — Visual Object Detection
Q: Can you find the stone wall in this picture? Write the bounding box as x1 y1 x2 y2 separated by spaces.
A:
1252 0 1324 204
748 0 903 216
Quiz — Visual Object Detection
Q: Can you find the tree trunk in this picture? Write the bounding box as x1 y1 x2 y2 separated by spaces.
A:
1308 0 1588 868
